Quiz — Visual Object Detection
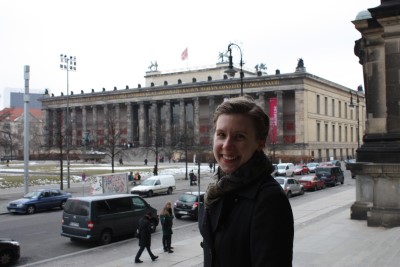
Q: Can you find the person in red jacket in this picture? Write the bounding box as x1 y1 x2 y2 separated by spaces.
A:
199 96 294 267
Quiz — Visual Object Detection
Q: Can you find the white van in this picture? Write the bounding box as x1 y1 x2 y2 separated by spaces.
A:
276 163 295 177
130 175 176 197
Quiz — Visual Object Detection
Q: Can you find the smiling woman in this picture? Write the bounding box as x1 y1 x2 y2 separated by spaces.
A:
198 96 294 267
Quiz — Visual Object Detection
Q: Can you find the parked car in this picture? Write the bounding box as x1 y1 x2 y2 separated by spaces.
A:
293 165 310 175
306 162 319 173
274 177 304 198
315 166 344 186
61 194 159 245
130 174 176 197
6 189 72 215
271 164 277 176
275 163 295 177
173 191 205 220
298 175 326 191
0 238 20 266
330 160 342 168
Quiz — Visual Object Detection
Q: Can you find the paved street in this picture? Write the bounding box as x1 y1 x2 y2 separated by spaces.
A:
1 163 400 266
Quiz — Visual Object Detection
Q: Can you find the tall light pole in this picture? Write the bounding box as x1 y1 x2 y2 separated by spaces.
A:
349 89 360 150
224 43 244 96
60 54 76 188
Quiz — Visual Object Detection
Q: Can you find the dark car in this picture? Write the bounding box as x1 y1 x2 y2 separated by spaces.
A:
315 166 344 186
174 191 205 220
7 189 72 215
0 238 20 266
61 194 159 245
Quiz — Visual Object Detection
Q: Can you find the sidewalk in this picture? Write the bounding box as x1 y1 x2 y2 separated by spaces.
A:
3 178 400 266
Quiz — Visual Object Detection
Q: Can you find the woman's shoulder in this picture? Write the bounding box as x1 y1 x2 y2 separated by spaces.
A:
258 175 284 194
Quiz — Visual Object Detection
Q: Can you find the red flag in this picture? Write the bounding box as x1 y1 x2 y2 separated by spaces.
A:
181 47 188 60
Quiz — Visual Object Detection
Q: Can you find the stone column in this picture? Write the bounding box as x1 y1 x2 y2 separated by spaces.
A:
165 100 172 146
193 97 200 145
208 96 215 145
179 99 186 136
347 1 400 227
138 102 145 146
82 106 87 140
295 90 305 144
71 107 77 146
63 108 68 146
53 110 58 146
257 92 266 112
103 104 109 145
126 102 132 145
43 109 50 147
151 102 158 146
115 104 121 146
92 105 98 145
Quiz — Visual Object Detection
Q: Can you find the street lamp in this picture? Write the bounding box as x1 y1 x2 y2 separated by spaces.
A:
349 88 360 150
60 54 77 188
224 43 244 96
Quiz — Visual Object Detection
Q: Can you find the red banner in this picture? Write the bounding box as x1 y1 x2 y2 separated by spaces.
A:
269 98 278 143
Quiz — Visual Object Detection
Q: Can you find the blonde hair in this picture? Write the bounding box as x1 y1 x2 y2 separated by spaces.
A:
160 201 172 216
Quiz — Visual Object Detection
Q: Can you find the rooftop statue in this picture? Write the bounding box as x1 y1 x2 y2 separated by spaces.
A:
297 58 304 68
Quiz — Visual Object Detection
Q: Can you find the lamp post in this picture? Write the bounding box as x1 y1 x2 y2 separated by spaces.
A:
60 54 76 189
349 89 360 150
224 43 244 96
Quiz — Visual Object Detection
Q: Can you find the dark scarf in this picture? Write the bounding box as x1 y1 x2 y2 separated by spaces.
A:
205 151 273 210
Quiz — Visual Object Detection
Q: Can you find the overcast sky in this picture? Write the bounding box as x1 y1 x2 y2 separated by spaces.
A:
0 0 379 107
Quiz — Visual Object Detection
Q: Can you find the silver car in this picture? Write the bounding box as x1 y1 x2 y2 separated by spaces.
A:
274 177 304 198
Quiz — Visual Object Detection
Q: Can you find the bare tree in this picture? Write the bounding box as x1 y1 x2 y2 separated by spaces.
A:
102 110 122 173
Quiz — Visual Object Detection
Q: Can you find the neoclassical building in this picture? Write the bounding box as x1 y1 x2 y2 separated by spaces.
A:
40 60 365 163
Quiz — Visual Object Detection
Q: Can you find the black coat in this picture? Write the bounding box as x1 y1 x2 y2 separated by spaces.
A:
199 169 294 267
138 216 152 247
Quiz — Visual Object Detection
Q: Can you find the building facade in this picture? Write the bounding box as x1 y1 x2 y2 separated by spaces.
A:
39 61 365 163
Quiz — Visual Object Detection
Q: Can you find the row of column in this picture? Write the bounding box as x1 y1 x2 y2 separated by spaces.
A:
43 93 282 149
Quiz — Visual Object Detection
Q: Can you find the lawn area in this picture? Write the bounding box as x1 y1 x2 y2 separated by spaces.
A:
0 160 191 188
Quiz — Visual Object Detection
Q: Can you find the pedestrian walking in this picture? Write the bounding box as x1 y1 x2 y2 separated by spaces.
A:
189 170 196 186
198 96 294 267
160 201 174 253
135 212 158 263
153 165 158 176
144 158 148 165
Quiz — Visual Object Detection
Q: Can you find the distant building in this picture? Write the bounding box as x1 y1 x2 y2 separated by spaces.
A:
39 61 365 163
1 87 43 110
0 107 43 159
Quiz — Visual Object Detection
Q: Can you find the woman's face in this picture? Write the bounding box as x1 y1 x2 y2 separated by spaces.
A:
213 114 265 174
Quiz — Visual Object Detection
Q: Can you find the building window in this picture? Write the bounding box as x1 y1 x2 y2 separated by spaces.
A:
351 126 354 142
350 109 354 120
345 126 348 142
338 101 342 118
325 97 328 115
345 103 348 119
317 95 320 114
325 124 328 142
339 125 342 142
332 99 335 117
317 122 320 142
332 124 335 142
